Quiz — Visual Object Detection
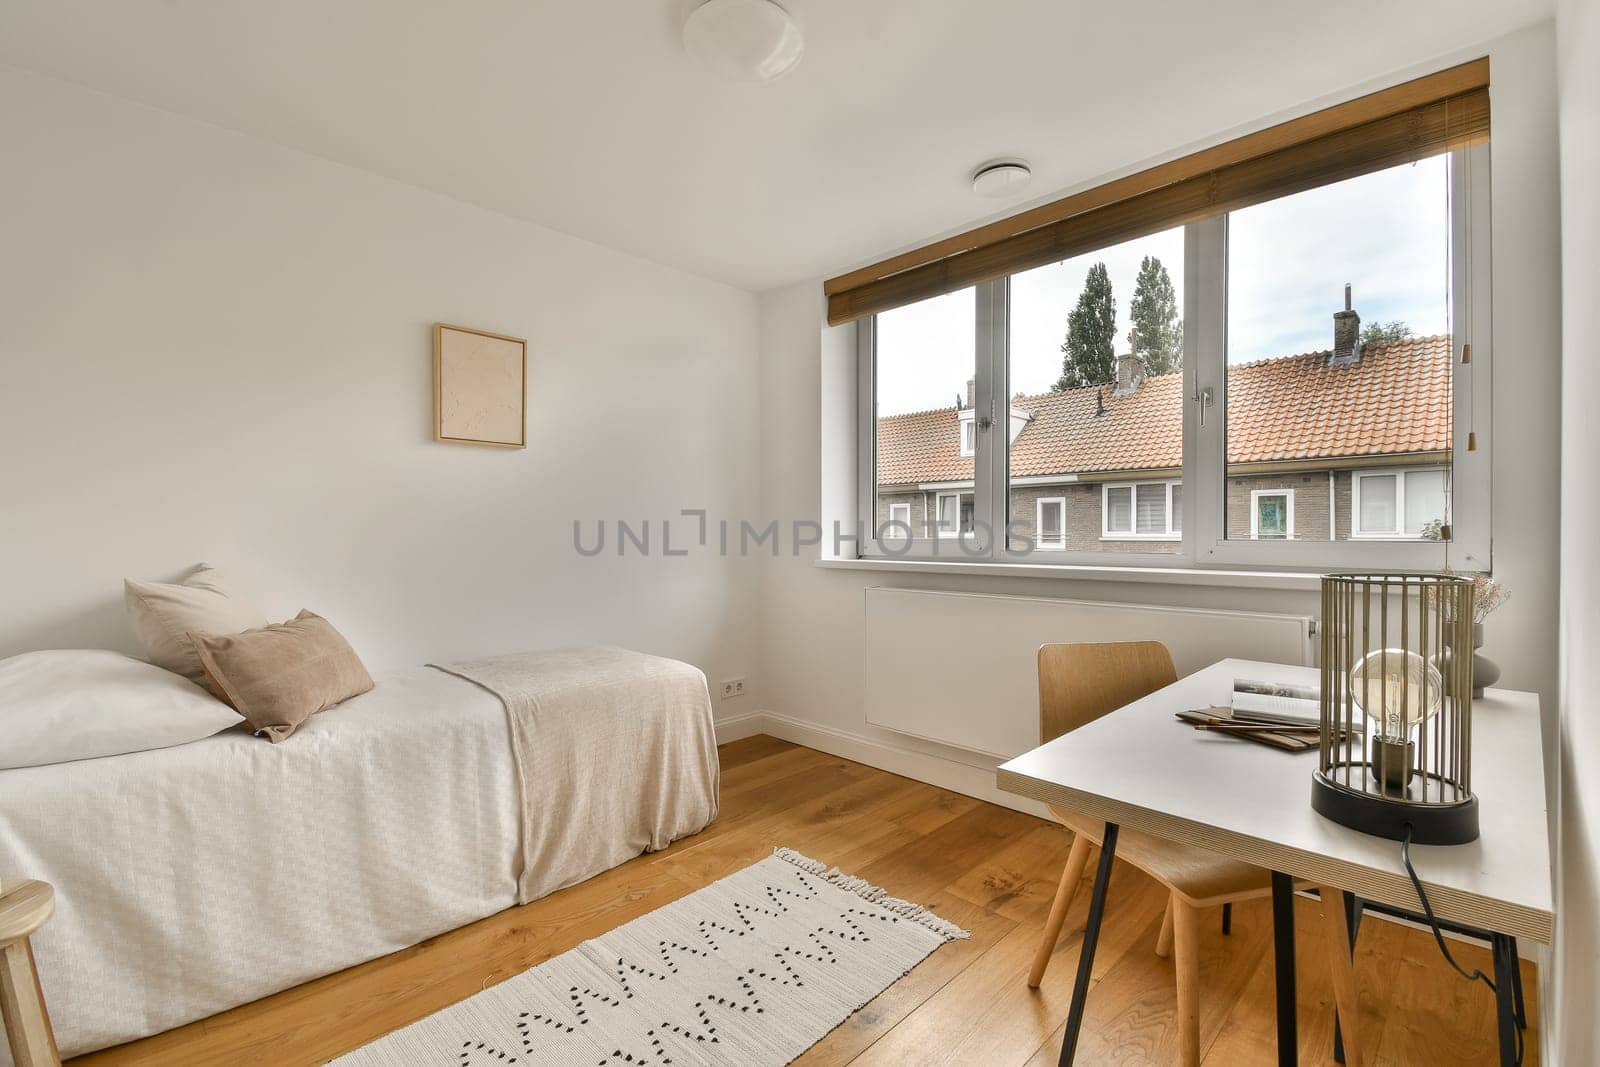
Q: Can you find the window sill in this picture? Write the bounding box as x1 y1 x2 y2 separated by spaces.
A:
1349 533 1440 542
1099 535 1182 542
814 556 1324 591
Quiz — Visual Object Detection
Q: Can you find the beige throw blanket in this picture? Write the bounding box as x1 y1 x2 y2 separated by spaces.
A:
430 646 720 903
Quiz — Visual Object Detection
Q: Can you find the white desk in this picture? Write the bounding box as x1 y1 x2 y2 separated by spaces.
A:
997 658 1552 1066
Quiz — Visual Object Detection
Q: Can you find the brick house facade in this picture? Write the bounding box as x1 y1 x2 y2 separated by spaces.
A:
874 312 1451 553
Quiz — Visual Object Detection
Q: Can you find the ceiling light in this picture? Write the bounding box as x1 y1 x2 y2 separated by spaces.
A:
972 160 1032 198
683 0 804 83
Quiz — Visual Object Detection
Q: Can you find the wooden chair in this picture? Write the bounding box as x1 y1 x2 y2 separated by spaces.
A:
1026 642 1275 1067
0 880 60 1067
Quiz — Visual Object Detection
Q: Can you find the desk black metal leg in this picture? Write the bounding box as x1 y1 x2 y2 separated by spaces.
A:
1221 901 1232 935
1058 822 1118 1067
1333 893 1363 1065
1270 872 1299 1067
1492 933 1519 1067
1509 936 1526 1029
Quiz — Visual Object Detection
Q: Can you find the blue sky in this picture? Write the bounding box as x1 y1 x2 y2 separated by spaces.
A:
876 155 1451 415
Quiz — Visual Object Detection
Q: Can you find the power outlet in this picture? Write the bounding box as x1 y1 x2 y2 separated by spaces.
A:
718 677 747 700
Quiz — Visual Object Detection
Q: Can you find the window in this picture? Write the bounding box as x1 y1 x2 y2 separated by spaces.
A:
936 491 975 538
1222 157 1456 553
851 64 1490 572
1005 228 1185 554
869 288 978 552
1035 497 1066 550
1352 468 1449 539
887 502 912 539
1102 481 1181 539
1251 490 1294 539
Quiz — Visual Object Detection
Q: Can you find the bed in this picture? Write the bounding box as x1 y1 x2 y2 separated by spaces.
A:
0 649 720 1061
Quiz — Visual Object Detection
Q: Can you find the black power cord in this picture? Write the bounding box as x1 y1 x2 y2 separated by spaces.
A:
1400 821 1525 1065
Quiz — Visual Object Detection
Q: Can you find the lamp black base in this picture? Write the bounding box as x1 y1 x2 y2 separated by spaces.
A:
1312 770 1480 845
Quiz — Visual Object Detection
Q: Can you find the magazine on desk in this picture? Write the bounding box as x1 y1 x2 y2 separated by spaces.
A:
1231 677 1320 724
1173 678 1330 752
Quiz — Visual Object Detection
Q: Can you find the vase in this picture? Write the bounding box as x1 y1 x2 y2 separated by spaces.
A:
1471 622 1501 698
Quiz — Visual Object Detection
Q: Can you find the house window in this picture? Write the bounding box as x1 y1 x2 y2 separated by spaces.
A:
1251 490 1294 539
936 492 975 538
887 502 912 539
1004 227 1185 554
1217 152 1475 564
1352 468 1449 539
868 287 977 550
1102 481 1180 539
1035 497 1066 550
855 67 1489 571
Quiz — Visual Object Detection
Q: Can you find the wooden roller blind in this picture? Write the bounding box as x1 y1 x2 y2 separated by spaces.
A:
825 59 1489 326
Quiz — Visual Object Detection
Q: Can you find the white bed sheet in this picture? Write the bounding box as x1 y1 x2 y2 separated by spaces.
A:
0 666 522 1060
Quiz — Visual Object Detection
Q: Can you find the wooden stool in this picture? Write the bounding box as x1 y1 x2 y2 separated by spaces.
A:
0 880 60 1067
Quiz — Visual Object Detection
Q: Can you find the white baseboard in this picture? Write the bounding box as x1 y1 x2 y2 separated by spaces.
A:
733 709 1047 819
712 711 767 746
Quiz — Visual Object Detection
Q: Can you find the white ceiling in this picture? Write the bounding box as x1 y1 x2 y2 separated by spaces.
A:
0 0 1551 292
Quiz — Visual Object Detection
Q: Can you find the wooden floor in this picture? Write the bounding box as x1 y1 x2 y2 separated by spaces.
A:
74 737 1537 1066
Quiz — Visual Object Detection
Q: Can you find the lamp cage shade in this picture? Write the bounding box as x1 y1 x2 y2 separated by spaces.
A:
1313 571 1480 844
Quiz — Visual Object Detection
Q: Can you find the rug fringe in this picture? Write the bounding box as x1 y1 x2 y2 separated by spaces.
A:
771 847 971 941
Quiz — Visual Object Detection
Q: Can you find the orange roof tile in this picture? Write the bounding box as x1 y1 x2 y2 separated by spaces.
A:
876 336 1451 485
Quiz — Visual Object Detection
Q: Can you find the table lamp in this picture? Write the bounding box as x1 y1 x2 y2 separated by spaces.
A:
1313 572 1479 844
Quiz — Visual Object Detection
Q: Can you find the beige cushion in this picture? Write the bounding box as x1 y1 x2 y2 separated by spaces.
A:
191 610 374 742
124 565 267 685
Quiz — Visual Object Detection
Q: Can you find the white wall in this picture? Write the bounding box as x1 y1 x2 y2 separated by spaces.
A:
1556 0 1600 1059
0 63 763 710
0 13 1584 1048
758 22 1563 796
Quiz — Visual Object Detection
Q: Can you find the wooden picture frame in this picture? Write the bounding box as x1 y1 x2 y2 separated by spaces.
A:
433 322 527 448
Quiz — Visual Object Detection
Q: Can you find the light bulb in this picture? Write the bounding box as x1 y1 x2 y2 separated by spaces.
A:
1349 648 1442 742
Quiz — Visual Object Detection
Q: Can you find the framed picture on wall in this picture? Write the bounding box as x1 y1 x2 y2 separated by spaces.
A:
433 322 527 448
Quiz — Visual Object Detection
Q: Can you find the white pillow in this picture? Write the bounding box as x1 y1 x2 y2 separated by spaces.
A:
0 650 243 770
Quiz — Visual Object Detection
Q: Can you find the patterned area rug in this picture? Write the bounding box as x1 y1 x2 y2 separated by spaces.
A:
332 848 969 1066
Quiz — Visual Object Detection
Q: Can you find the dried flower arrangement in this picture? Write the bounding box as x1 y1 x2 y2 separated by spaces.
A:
1431 566 1510 624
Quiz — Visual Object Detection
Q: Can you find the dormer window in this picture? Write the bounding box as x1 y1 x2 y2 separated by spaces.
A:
959 411 976 457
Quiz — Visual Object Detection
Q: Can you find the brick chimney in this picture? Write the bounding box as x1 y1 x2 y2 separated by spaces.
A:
1330 283 1362 366
964 377 976 408
1113 352 1146 397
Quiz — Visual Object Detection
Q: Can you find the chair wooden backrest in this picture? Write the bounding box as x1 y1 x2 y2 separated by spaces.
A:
1038 641 1178 744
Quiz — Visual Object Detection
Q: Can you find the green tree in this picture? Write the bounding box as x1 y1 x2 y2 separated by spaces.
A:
1129 255 1182 374
1360 320 1413 346
1056 262 1116 390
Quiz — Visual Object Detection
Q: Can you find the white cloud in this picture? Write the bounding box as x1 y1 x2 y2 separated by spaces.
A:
874 155 1451 416
1228 155 1450 362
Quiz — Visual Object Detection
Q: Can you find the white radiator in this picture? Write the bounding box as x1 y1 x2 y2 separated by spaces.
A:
864 587 1314 758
